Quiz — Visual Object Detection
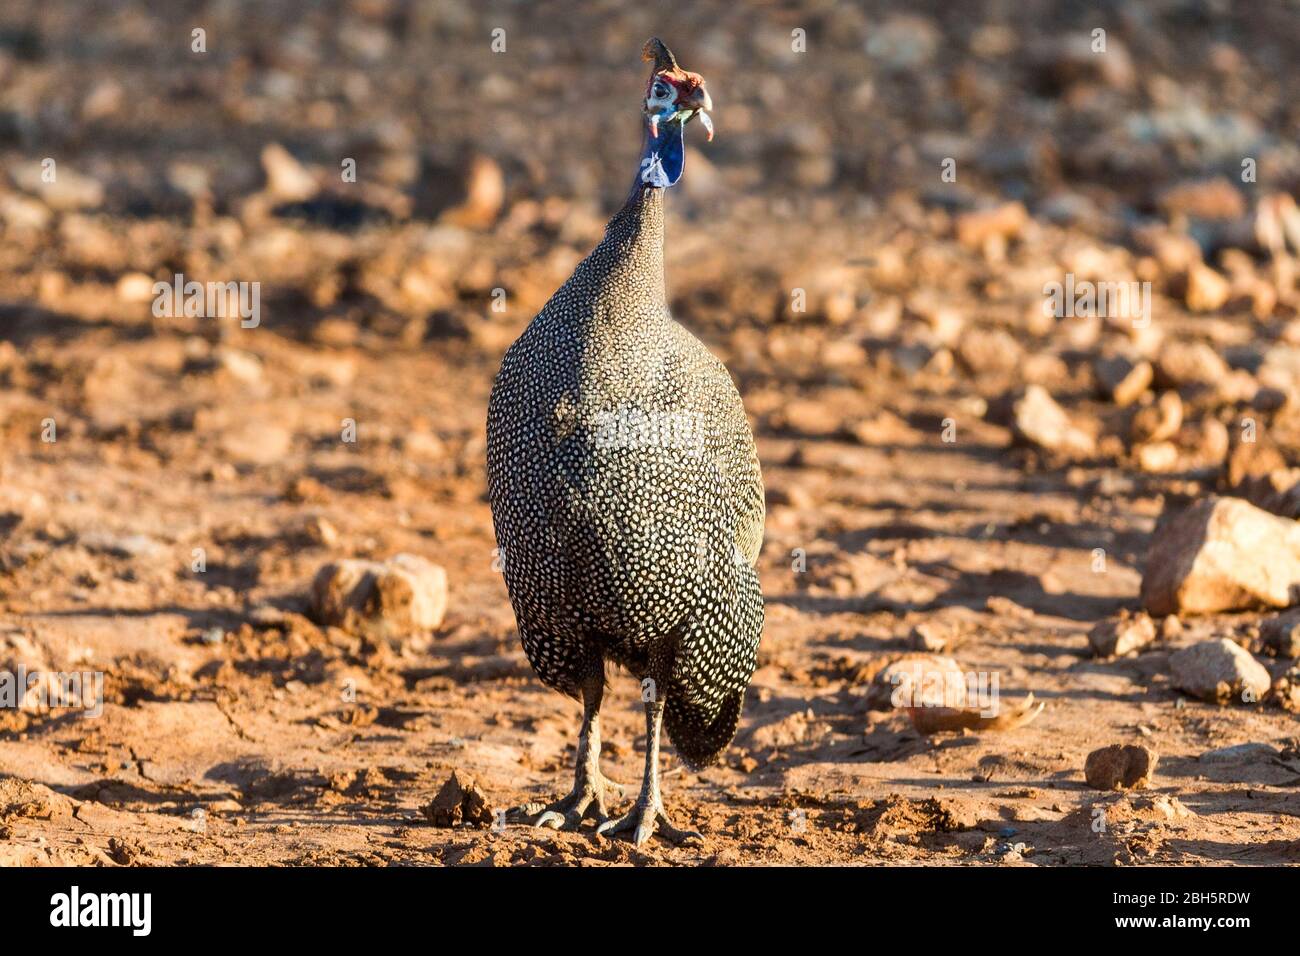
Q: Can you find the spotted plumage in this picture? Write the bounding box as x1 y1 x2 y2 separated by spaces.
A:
487 40 762 844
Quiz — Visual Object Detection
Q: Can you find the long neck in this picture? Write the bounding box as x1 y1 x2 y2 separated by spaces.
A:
607 184 664 287
584 184 666 317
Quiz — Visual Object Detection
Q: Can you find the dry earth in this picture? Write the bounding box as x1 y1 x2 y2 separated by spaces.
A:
2 0 1300 865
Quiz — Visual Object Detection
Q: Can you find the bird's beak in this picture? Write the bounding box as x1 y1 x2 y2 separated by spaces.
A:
686 86 712 113
683 86 714 141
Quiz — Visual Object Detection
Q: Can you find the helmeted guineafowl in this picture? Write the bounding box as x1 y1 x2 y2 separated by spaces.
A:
487 38 763 846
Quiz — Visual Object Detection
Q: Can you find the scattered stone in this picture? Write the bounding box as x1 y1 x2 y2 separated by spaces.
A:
299 515 339 547
1258 342 1300 394
1168 638 1271 704
985 594 1034 619
1222 437 1300 519
908 621 952 653
215 348 264 387
1155 340 1230 388
440 155 505 230
261 143 319 203
1140 496 1300 615
292 352 357 388
78 531 165 559
924 347 955 376
1132 794 1194 821
401 430 446 461
1157 177 1246 221
1213 368 1258 405
1272 665 1300 712
1134 441 1179 474
1134 225 1202 275
765 483 814 510
892 343 933 375
284 475 330 504
219 421 293 466
310 553 448 637
1084 744 1158 790
1179 418 1229 468
247 606 287 629
1130 392 1182 445
1094 355 1152 407
865 654 965 711
1262 609 1300 658
954 201 1028 251
1185 263 1232 312
957 326 1024 375
776 399 843 438
422 771 493 828
1029 32 1135 91
865 15 941 71
907 693 1044 734
1010 385 1095 456
0 192 53 231
1198 742 1277 763
115 272 157 303
12 161 104 211
1088 611 1156 657
850 409 920 447
1160 615 1183 640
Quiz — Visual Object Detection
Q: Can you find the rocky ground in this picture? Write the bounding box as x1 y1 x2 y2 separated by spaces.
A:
3 0 1300 866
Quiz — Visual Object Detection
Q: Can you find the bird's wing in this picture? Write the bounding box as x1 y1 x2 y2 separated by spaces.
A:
724 385 765 567
675 328 764 568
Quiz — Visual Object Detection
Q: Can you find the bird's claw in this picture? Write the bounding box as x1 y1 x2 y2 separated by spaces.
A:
534 801 607 830
510 778 615 832
596 800 703 847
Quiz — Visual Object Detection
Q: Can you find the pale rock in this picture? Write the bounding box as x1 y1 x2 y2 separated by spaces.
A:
1130 391 1183 444
1011 385 1095 456
1185 263 1231 311
1088 611 1156 657
1168 638 1271 704
1140 496 1300 615
1094 355 1152 407
310 553 448 638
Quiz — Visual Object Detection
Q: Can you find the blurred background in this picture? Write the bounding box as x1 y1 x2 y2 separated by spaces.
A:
4 0 1300 866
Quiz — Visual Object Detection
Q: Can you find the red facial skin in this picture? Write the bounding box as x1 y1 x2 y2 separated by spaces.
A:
645 69 706 104
645 71 709 139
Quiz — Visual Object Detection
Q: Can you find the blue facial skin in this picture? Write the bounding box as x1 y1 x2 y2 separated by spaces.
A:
638 112 686 187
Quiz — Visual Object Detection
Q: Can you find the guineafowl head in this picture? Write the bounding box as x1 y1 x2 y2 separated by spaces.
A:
636 38 712 189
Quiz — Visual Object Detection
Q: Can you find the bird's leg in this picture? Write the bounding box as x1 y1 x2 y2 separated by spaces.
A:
514 674 619 830
597 696 702 846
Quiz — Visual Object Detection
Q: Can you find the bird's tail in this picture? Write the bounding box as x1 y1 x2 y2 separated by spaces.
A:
664 688 746 770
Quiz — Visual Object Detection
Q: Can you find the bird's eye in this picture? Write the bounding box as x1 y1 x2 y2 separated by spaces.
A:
653 83 670 98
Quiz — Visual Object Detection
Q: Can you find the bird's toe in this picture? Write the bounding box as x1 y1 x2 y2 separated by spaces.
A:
515 782 610 832
657 819 704 846
597 801 701 847
535 809 567 830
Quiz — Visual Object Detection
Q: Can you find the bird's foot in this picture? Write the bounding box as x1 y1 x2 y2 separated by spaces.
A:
510 775 621 832
596 797 702 847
